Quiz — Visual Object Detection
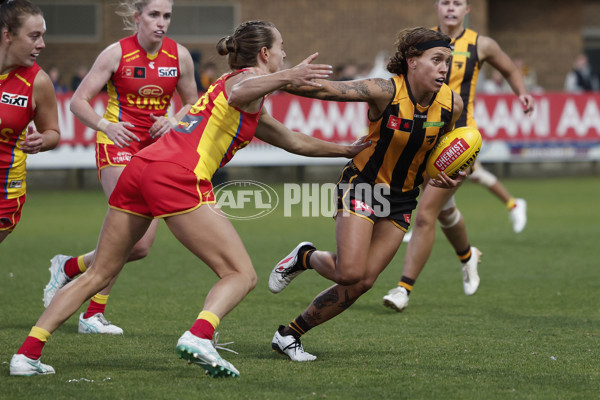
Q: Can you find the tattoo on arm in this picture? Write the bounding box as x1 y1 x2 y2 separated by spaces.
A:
286 79 394 102
373 79 395 95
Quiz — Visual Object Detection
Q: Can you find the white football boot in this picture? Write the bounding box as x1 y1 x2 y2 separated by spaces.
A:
268 242 315 294
462 247 482 296
271 325 316 362
383 286 410 312
510 198 527 233
78 313 123 335
43 254 72 308
176 331 239 378
9 354 55 376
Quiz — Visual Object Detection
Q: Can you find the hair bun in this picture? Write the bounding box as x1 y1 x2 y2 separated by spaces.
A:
225 36 236 53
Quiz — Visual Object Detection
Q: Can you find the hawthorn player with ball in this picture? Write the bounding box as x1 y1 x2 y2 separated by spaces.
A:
382 0 536 312
267 27 465 362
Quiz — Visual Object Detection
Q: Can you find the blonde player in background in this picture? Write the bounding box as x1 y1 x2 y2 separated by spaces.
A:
41 0 198 335
383 0 535 312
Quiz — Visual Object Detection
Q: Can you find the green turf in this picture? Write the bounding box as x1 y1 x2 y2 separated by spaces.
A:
1 176 599 399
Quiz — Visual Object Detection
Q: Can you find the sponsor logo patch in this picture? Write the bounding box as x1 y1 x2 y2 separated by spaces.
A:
8 180 22 188
1 92 28 107
134 67 146 78
351 199 375 215
158 67 178 77
138 85 164 97
387 116 413 133
174 114 203 134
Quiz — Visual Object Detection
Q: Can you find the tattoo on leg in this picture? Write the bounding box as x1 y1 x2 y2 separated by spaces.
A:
338 289 359 309
305 311 321 326
313 287 339 309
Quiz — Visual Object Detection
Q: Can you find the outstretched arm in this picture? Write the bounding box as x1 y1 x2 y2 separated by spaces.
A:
255 110 371 158
479 36 535 115
285 77 395 119
227 52 333 109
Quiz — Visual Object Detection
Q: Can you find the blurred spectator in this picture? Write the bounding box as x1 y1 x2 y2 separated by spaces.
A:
564 53 599 92
478 69 508 94
510 58 543 94
368 50 393 79
355 62 372 79
48 66 67 94
199 62 218 92
190 50 203 92
336 61 358 81
70 65 89 91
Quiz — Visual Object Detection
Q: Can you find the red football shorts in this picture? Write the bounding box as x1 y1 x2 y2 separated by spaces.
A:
96 134 156 171
0 194 26 231
109 157 215 219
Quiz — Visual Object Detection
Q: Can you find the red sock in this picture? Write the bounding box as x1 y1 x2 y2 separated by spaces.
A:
83 298 106 319
189 319 215 340
64 257 81 279
17 336 46 360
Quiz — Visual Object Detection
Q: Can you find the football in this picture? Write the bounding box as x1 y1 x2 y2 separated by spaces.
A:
426 126 482 179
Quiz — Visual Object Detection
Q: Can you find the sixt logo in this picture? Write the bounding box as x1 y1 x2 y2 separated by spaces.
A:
158 67 177 77
1 92 28 107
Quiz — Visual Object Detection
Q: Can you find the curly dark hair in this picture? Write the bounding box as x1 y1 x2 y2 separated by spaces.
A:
387 27 451 75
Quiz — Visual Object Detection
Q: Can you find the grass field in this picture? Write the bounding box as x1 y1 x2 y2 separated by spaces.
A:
1 176 599 399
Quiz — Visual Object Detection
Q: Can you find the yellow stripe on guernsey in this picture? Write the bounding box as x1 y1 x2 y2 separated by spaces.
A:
14 73 32 87
447 28 480 129
97 80 121 143
193 91 244 179
6 128 28 197
161 49 177 60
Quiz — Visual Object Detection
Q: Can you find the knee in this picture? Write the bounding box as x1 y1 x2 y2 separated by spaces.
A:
129 241 152 261
438 206 462 229
354 278 375 294
227 265 257 294
333 261 366 286
469 165 497 187
246 269 258 291
413 211 437 230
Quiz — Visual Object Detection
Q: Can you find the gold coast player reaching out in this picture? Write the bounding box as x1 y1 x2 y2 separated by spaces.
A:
11 20 369 377
41 0 198 335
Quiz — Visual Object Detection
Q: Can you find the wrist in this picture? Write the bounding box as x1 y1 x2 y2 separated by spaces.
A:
97 118 111 132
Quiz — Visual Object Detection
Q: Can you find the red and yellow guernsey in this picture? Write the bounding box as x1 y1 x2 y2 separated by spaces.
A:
136 70 262 180
98 34 180 144
0 63 40 199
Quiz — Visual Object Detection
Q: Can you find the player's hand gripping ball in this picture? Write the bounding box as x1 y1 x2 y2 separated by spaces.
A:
426 127 482 179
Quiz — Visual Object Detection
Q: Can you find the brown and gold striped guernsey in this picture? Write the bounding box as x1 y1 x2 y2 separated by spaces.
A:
352 75 454 195
434 27 479 129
